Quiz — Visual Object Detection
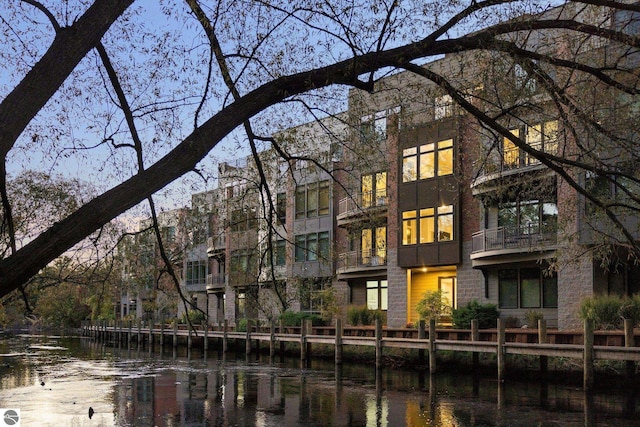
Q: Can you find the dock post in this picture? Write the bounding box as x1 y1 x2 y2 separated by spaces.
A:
173 320 178 348
300 319 307 361
148 320 153 347
279 320 285 355
204 321 209 352
188 325 192 349
538 319 548 375
223 319 229 353
246 319 252 356
497 319 505 382
137 319 142 348
418 320 426 362
624 318 635 380
429 319 436 374
584 319 594 391
375 318 383 368
335 318 343 365
270 320 276 358
471 319 479 370
160 317 165 348
128 320 133 345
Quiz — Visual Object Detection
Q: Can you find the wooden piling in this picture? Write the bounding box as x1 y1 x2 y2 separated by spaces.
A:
497 319 505 382
335 318 343 365
137 319 142 347
270 320 276 358
538 319 548 375
584 319 594 391
204 322 209 351
300 319 307 361
471 320 479 369
160 318 165 347
418 320 426 362
223 319 229 353
173 320 178 348
148 321 153 346
128 320 133 344
279 320 285 355
428 319 436 374
375 319 383 368
624 319 635 379
246 319 252 356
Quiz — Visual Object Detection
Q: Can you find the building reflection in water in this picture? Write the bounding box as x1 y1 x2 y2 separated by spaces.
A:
2 336 637 426
105 346 639 427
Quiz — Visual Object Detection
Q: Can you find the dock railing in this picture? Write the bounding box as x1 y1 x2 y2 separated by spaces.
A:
84 318 640 391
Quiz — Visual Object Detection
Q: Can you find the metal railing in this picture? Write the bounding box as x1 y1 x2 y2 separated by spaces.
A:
206 274 225 291
338 189 387 217
337 249 387 272
472 224 556 254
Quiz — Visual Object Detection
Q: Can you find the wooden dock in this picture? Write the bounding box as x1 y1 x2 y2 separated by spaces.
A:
83 318 640 391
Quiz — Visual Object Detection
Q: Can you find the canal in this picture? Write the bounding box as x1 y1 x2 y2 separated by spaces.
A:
0 334 638 426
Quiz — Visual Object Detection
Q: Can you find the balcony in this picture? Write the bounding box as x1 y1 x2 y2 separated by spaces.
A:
471 225 557 265
471 147 551 192
206 274 225 293
337 249 387 278
207 234 226 258
337 189 388 226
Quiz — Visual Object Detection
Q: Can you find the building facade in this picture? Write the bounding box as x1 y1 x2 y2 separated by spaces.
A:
119 3 640 330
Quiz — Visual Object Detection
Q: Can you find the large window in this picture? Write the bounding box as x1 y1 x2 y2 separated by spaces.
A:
360 111 388 143
294 231 330 262
361 226 387 265
230 208 257 232
403 138 454 182
503 121 558 169
499 268 558 309
361 172 387 208
276 192 286 225
498 199 557 234
295 181 330 219
367 280 388 311
402 211 417 245
185 260 207 286
402 205 454 245
275 239 286 266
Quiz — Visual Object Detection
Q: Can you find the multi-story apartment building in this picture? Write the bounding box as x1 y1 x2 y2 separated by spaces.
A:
118 208 188 320
121 2 639 330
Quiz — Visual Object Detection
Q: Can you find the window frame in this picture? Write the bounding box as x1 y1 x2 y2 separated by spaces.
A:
498 268 558 309
402 205 455 246
402 138 455 183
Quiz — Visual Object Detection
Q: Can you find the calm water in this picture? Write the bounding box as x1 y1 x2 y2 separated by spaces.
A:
0 334 638 426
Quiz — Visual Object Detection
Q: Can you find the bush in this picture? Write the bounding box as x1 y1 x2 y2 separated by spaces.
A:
415 289 451 321
577 294 640 330
279 311 324 327
346 305 385 326
452 300 498 329
236 318 248 332
524 310 544 328
347 306 362 325
181 309 205 325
